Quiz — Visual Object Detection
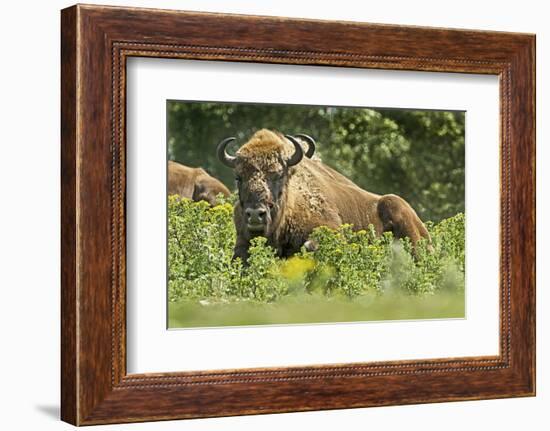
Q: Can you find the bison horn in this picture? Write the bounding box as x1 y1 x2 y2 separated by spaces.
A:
294 134 316 158
284 135 304 167
217 137 237 168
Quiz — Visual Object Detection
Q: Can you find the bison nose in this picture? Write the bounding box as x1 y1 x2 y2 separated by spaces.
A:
245 207 267 225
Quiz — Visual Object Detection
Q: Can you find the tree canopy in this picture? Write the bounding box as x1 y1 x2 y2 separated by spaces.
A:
167 101 464 223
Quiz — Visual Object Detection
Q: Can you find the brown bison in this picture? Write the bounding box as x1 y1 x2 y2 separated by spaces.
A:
168 160 230 205
217 129 431 261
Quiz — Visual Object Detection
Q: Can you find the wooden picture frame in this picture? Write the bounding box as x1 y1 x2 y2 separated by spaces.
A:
61 4 535 425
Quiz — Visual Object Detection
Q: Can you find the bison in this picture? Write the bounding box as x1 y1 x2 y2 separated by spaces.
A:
168 160 230 206
217 129 431 262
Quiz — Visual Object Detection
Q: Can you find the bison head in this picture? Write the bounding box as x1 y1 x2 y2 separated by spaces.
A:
217 129 312 237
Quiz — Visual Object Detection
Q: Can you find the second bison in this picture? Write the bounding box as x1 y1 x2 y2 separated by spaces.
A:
168 160 230 206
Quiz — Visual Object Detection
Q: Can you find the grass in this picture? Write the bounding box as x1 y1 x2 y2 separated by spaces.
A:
168 291 465 328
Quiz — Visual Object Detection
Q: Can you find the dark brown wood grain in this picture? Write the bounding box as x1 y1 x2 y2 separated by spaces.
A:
61 4 536 425
60 5 77 425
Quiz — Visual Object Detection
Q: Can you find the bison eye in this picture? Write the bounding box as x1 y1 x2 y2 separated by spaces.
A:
235 175 242 183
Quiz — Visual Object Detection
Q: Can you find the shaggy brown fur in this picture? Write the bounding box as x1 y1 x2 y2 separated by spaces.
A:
168 161 230 206
221 129 430 261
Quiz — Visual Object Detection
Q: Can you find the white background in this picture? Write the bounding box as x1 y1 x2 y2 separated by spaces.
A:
0 0 546 430
127 59 500 373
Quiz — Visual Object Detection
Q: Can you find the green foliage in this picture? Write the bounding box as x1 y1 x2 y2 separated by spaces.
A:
238 237 288 302
168 102 464 222
168 196 465 304
384 213 465 296
303 225 393 298
167 196 238 302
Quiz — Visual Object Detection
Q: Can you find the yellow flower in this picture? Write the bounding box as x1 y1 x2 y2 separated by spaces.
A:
280 257 315 281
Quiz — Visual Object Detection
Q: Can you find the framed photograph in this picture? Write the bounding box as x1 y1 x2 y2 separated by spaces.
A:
61 4 535 425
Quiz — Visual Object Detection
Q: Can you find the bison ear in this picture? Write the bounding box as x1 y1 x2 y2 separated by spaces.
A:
294 134 316 158
284 135 304 167
217 137 237 168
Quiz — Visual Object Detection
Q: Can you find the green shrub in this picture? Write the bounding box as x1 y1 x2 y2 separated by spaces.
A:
303 225 393 298
239 237 288 302
168 194 465 303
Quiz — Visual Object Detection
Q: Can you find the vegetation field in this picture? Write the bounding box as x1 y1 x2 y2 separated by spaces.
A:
167 102 466 328
168 196 465 328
